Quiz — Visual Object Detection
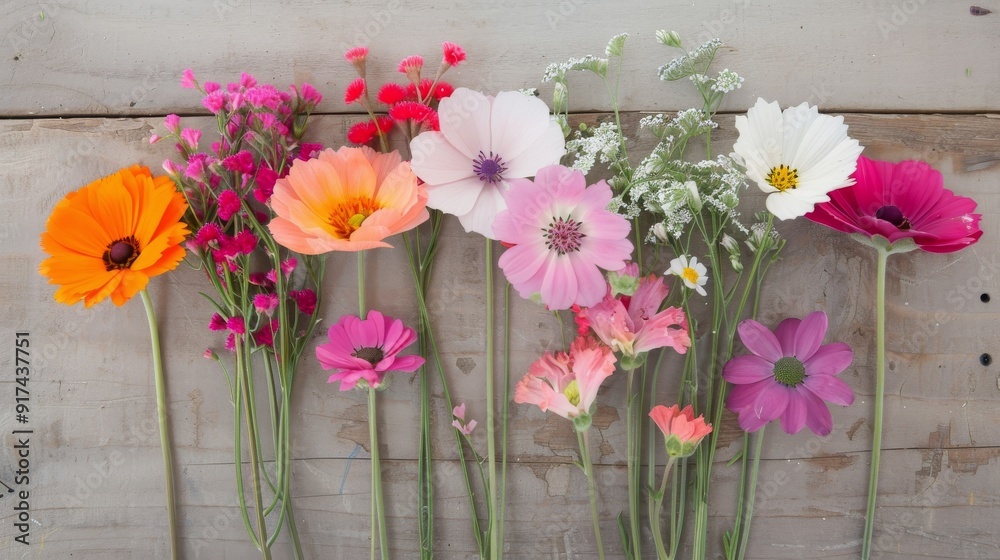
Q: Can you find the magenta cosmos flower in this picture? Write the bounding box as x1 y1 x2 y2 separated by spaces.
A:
723 311 854 435
409 88 565 239
805 156 982 253
316 310 425 391
514 336 617 427
577 272 690 367
493 165 633 310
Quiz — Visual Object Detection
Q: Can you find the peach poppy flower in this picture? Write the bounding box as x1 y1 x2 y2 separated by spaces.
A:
39 165 189 307
268 146 429 253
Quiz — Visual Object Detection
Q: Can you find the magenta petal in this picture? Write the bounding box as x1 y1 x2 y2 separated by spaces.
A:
385 354 425 373
726 380 769 411
779 392 808 434
752 384 790 423
804 342 854 376
722 355 775 384
802 390 834 436
736 405 770 432
772 317 801 356
803 374 855 406
737 319 783 362
792 311 827 360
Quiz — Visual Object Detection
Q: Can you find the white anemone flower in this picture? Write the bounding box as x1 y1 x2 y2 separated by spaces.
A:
668 255 708 296
409 88 566 239
733 98 863 221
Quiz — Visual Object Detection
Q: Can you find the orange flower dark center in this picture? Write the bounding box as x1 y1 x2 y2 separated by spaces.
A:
353 346 385 365
329 196 382 239
103 236 140 271
875 205 911 230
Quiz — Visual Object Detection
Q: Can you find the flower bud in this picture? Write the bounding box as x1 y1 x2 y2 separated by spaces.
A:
684 180 703 212
652 222 669 242
656 30 683 48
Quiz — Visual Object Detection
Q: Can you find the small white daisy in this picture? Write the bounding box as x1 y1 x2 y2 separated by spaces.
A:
732 98 863 221
668 255 709 296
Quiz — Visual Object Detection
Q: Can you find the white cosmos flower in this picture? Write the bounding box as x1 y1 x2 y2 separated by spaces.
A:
409 88 566 239
733 98 863 221
668 255 708 296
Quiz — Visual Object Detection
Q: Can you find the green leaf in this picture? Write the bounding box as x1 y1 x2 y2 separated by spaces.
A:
606 33 628 58
570 56 609 78
727 447 745 467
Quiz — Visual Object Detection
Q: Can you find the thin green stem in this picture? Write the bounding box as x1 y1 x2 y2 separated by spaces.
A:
485 239 500 560
578 430 605 560
862 247 889 559
139 290 179 560
500 281 512 555
736 426 765 560
651 457 676 560
369 388 389 560
358 251 367 317
624 367 641 559
239 338 272 560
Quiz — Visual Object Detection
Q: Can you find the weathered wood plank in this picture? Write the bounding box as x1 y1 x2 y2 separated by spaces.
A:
2 112 998 558
0 0 997 116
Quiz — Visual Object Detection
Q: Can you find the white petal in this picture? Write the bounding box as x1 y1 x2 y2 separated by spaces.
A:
426 176 486 216
765 191 818 221
456 183 507 239
780 102 821 164
439 88 493 159
410 131 477 185
490 91 562 166
503 121 566 179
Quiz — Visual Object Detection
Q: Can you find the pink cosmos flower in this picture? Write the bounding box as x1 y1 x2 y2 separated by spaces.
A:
513 336 617 426
805 156 983 253
723 311 855 435
493 165 633 310
316 310 425 391
649 404 713 458
409 88 565 239
451 403 478 436
578 273 691 363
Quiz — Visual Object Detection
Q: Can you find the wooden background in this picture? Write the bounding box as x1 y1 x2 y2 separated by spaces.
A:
1 1 998 558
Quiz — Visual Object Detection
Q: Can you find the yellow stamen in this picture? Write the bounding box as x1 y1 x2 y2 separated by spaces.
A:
564 380 581 407
682 267 700 284
766 164 799 191
328 196 382 239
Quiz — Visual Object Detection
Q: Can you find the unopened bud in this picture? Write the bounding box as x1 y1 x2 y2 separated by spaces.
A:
656 30 683 48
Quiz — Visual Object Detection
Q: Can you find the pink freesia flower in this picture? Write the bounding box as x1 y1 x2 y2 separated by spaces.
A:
578 274 691 364
514 336 617 426
316 310 425 391
494 165 633 310
805 156 983 253
451 403 478 435
409 88 565 239
649 404 713 458
723 311 855 435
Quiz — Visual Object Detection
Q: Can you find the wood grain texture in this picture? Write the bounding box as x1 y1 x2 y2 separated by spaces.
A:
0 0 997 116
1 111 997 558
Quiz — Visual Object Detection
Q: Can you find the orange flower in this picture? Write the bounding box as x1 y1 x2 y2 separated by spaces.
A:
268 146 428 253
39 165 189 307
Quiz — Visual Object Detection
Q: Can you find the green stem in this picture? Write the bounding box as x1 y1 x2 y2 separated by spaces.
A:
500 281 512 556
239 339 272 560
578 430 605 560
369 388 389 560
736 426 765 560
485 239 500 560
625 367 641 559
862 247 889 559
139 290 179 560
358 251 367 317
651 457 676 560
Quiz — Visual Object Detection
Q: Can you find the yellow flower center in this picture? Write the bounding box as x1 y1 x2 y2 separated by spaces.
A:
328 196 382 239
563 380 581 407
682 267 700 284
766 164 799 191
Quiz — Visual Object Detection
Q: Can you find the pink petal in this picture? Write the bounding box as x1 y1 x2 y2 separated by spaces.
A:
803 375 855 406
752 384 790 423
736 404 770 432
802 390 834 436
569 255 609 308
779 391 808 434
722 355 775 384
737 319 783 362
384 354 425 373
727 380 770 412
540 255 578 311
490 92 563 168
792 311 828 360
772 317 801 357
497 240 550 286
803 342 854 376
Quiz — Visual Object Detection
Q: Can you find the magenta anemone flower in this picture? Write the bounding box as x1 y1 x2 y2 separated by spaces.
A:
513 336 617 428
494 165 633 310
316 310 425 391
805 156 982 253
577 273 690 366
723 311 854 435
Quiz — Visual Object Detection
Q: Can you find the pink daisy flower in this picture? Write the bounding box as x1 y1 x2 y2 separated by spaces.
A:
723 311 855 435
316 310 425 391
805 156 983 253
493 165 633 310
409 88 565 239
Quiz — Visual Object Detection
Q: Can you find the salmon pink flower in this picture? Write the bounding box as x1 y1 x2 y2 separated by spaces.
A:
409 88 565 239
724 311 855 435
317 310 425 391
649 404 712 458
733 98 863 220
494 165 633 310
805 156 982 253
578 273 690 367
514 336 617 430
268 146 428 253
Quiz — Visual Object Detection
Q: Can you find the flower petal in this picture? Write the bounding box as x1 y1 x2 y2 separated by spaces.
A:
803 374 855 406
804 342 854 377
722 354 775 384
737 319 783 362
792 311 828 360
779 391 808 434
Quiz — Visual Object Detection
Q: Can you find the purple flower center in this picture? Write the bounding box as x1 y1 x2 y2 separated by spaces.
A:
473 151 507 185
773 356 805 387
875 205 911 230
544 216 585 255
103 236 140 271
353 346 385 366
